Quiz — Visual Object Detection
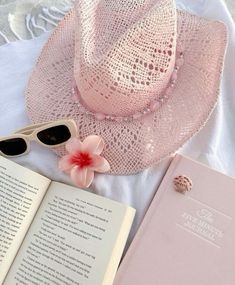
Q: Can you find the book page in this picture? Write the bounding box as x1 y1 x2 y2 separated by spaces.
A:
0 157 51 284
4 181 134 285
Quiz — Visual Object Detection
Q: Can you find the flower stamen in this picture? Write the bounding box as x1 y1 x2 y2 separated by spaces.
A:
70 152 92 168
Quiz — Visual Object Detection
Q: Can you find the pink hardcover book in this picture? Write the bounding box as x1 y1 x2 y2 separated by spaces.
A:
114 154 235 285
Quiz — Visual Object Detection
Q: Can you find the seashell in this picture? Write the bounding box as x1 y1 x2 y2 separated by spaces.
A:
173 175 193 193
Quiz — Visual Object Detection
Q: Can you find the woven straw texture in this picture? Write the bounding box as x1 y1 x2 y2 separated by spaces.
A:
26 0 227 175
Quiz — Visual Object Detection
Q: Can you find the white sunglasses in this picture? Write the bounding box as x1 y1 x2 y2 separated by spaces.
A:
0 119 77 157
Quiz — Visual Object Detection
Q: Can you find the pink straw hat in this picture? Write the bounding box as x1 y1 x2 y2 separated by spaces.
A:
26 0 227 175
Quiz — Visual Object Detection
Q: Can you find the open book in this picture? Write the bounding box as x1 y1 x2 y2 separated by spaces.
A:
0 156 135 285
114 154 235 285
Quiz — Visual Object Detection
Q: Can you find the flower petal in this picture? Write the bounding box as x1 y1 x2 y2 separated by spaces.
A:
82 135 105 155
58 155 73 172
91 155 110 173
70 166 94 188
65 137 83 154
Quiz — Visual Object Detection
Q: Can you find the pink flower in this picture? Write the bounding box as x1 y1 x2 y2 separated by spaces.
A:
58 135 110 188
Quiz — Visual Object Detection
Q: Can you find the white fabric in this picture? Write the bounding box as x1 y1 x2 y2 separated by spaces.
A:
0 0 74 45
0 0 235 243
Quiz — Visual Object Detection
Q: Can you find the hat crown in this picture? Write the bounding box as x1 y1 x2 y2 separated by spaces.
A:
74 0 177 116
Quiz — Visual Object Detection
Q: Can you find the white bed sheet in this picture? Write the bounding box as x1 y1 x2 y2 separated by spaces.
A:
0 0 235 243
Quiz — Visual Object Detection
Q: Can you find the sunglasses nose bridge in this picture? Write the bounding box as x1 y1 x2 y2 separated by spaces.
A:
25 132 37 142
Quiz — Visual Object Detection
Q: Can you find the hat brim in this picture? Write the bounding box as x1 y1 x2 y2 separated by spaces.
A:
26 8 227 175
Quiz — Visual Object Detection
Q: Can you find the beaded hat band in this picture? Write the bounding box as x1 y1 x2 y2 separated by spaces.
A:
72 45 184 122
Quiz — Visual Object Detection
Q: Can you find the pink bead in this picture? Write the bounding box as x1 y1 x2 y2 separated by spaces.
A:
165 86 173 96
115 117 123 122
95 113 105 120
176 58 184 67
177 44 184 54
74 95 79 102
171 70 178 81
133 112 142 120
79 105 86 112
149 101 160 111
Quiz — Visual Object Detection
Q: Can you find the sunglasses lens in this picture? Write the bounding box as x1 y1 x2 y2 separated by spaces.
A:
0 138 27 156
37 125 71 145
